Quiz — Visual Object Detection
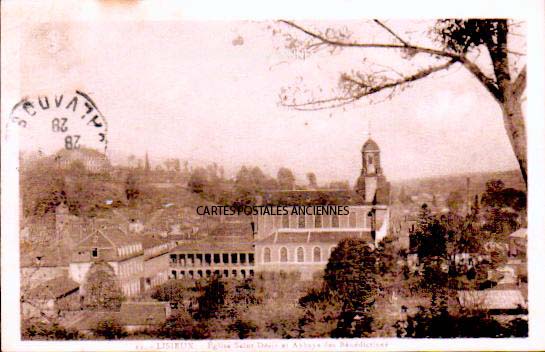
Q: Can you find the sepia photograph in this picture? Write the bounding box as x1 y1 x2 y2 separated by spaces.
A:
2 1 545 351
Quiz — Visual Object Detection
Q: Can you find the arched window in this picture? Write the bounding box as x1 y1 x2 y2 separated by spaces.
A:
313 247 321 262
298 215 306 228
297 247 304 262
264 247 271 263
282 214 289 228
280 247 288 262
315 215 322 228
332 214 339 228
349 210 357 227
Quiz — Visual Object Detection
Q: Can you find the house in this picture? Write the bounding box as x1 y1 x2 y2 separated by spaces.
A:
255 229 375 280
22 276 80 319
67 301 170 334
508 227 527 258
169 220 255 280
69 226 144 297
457 289 527 315
55 148 110 173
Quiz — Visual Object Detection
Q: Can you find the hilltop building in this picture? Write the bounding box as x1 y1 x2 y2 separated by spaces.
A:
55 148 110 173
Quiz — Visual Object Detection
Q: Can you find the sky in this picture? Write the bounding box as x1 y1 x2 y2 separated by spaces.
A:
11 17 525 183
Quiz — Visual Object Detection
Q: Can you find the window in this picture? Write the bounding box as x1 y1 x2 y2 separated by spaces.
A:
297 247 304 262
315 215 322 228
231 253 238 264
249 253 255 264
264 247 271 263
222 253 229 264
92 248 98 258
282 214 289 228
313 247 321 262
329 246 336 257
240 253 247 264
332 214 339 228
349 211 357 227
214 253 220 264
280 247 288 262
298 215 305 228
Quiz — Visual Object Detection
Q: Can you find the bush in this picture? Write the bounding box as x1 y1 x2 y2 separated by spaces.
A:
158 309 209 339
22 319 80 340
92 317 126 339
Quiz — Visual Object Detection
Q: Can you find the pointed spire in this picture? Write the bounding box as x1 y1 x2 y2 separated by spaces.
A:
145 151 150 172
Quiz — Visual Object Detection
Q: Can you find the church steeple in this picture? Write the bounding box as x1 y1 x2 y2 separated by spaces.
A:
145 151 150 172
355 135 389 205
361 137 382 176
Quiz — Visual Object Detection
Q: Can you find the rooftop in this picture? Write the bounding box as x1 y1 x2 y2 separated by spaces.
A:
27 276 79 299
457 289 526 310
257 229 373 245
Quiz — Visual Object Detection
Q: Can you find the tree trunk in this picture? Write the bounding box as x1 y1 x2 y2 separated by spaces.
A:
501 92 527 186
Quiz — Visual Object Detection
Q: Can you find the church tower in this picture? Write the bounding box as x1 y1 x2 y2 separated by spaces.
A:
356 137 390 204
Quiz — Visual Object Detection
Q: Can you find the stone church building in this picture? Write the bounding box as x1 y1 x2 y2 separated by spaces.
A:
254 137 391 280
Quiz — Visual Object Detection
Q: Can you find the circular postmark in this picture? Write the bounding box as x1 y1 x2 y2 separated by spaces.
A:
8 90 108 155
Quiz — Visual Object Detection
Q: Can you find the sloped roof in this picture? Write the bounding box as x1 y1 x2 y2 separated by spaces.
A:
257 229 372 245
119 302 168 325
28 276 79 299
509 228 527 239
69 302 168 330
21 243 72 267
75 227 135 250
362 138 380 152
261 190 361 206
172 240 254 252
458 289 526 310
210 220 254 241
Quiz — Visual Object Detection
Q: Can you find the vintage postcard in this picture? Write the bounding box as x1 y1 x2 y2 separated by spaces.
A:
2 0 545 351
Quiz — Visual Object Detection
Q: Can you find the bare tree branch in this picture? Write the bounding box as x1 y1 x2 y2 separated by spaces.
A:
345 59 457 98
373 20 409 46
279 20 502 104
281 59 457 111
279 20 460 59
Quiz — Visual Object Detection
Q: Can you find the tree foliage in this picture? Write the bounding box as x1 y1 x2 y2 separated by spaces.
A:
83 262 124 310
92 317 127 339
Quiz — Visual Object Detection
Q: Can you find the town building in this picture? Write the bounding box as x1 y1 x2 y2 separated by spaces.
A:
254 137 390 280
55 148 110 173
68 224 147 298
169 219 255 279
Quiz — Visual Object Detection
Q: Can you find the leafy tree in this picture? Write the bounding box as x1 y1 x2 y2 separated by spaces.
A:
151 279 197 309
446 191 465 212
277 19 527 185
83 262 124 310
92 317 126 339
298 282 342 338
306 172 318 188
277 167 296 190
318 239 380 337
125 172 140 205
412 205 448 261
21 319 80 340
227 318 258 339
159 309 209 339
188 167 209 194
196 276 228 320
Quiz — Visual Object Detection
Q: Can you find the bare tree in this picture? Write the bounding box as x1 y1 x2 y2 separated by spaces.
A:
277 20 527 185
